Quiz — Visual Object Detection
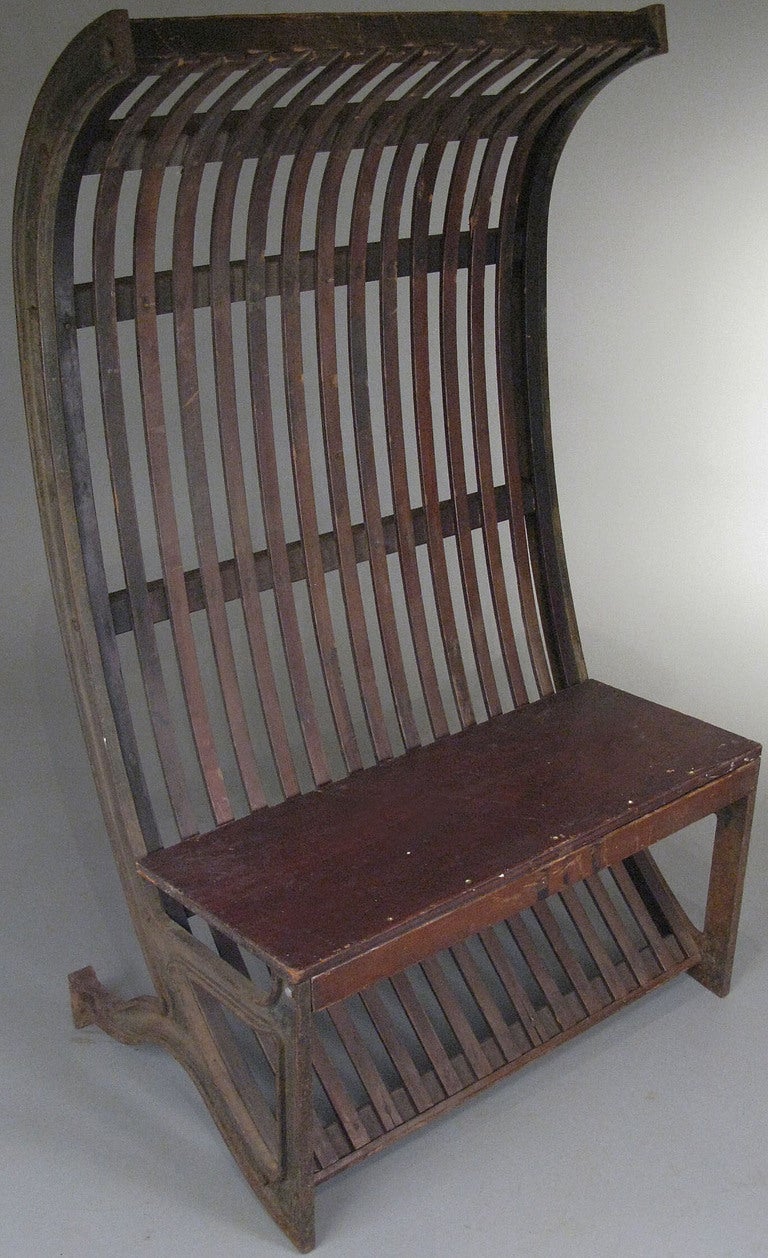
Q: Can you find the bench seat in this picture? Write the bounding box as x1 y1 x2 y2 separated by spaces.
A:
140 680 759 1007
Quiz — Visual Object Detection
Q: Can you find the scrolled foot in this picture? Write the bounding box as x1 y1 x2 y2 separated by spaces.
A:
68 965 169 1046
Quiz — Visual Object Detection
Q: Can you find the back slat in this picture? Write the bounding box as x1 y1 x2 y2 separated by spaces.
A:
297 54 395 765
376 55 467 742
209 58 314 800
172 63 273 813
42 14 663 846
339 55 430 753
93 67 201 838
409 52 505 729
438 51 534 717
134 65 238 826
245 58 349 786
280 56 394 771
495 45 633 690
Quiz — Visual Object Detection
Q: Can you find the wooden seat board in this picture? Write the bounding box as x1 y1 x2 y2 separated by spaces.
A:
139 679 758 982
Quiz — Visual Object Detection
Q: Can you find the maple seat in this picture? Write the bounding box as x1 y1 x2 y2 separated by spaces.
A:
14 6 760 1251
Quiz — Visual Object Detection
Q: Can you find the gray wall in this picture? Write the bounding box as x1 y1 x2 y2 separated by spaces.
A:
1 3 766 1255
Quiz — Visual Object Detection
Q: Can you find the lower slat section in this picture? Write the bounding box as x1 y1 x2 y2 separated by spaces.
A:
311 853 701 1182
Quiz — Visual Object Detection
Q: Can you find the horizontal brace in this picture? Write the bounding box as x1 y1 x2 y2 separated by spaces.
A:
73 228 500 328
83 96 520 178
108 482 535 635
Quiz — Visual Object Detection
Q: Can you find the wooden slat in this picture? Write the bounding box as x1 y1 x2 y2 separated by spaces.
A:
505 916 577 1031
465 51 568 705
584 872 652 986
451 940 521 1062
341 53 430 752
531 900 605 1016
108 484 533 633
311 1035 371 1151
495 46 633 691
436 53 534 719
408 50 505 729
478 926 546 1048
375 52 469 742
92 67 201 839
559 885 629 1000
610 861 677 971
172 63 270 812
327 1001 403 1132
492 49 604 699
307 55 402 763
360 985 434 1114
628 851 702 959
421 956 493 1079
208 58 317 800
281 56 390 769
390 972 463 1097
244 57 351 786
72 227 507 327
134 64 238 827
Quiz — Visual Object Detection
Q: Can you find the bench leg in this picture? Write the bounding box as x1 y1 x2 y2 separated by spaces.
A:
689 788 757 997
68 963 316 1251
275 982 316 1253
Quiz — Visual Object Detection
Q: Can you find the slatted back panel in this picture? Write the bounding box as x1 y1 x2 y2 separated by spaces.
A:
44 11 664 846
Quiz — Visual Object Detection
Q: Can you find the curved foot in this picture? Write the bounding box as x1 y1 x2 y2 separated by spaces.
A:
68 965 169 1046
68 964 316 1251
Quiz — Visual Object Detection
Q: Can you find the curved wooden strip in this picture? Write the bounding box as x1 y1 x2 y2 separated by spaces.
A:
333 54 430 753
495 46 631 691
93 66 201 838
245 57 355 785
491 48 599 697
408 50 510 729
281 55 394 767
375 56 470 742
173 63 272 812
438 50 534 717
463 51 569 707
442 47 589 709
53 85 170 861
208 59 316 800
378 53 497 738
133 64 236 826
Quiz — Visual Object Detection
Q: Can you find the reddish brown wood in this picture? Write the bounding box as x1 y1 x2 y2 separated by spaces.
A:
173 61 275 812
389 972 463 1097
244 56 350 786
139 680 758 988
134 65 237 826
92 66 202 839
359 986 434 1114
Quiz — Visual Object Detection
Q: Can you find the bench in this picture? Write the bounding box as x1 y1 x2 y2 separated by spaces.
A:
14 7 760 1251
